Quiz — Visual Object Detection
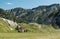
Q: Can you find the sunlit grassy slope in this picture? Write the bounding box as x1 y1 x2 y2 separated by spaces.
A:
0 18 11 32
18 23 56 33
0 17 59 33
0 18 58 33
0 18 17 33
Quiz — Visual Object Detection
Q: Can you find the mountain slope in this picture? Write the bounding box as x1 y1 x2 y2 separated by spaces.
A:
0 18 18 32
0 4 60 28
0 18 55 33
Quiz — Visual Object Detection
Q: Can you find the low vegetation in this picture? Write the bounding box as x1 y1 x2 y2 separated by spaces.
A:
0 18 59 33
0 18 18 33
0 32 60 39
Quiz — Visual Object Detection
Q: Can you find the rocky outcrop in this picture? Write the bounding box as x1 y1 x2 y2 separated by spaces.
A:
2 18 18 27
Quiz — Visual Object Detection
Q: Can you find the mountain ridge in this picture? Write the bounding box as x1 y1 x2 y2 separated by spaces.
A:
0 4 60 28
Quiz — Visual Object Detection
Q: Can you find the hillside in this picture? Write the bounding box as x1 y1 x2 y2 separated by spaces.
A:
0 18 18 32
18 23 56 33
0 4 60 29
0 17 56 33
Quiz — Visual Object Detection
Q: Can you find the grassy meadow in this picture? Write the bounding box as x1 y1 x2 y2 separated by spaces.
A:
0 32 60 39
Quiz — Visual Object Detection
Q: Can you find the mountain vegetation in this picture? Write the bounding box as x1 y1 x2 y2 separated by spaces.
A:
0 4 60 32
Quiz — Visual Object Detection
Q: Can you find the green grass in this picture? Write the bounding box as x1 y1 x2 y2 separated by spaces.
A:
0 18 11 32
0 32 60 39
0 18 58 33
0 18 17 33
18 23 56 33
